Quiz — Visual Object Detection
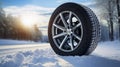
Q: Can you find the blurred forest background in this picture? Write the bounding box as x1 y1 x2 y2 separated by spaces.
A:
94 0 120 41
0 7 42 42
0 0 120 42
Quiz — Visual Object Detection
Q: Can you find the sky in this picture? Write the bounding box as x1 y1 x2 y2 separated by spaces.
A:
1 0 94 7
0 0 96 27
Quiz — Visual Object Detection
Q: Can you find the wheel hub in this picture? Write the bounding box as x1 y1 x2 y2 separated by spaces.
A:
66 29 72 35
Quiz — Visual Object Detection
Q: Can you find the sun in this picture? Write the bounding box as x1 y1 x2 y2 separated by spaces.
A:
20 15 38 27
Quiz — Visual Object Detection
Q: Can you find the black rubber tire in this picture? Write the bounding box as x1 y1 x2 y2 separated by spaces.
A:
48 2 100 56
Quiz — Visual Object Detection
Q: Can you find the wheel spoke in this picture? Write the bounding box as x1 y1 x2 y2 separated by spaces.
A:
72 22 81 30
59 13 68 28
53 24 66 31
53 32 67 39
59 35 68 49
68 12 72 27
72 33 81 41
69 35 74 50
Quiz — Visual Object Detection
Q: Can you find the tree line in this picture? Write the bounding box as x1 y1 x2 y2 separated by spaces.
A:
0 7 42 42
94 0 120 41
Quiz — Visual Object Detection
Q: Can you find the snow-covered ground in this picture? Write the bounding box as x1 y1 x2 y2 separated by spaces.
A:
0 39 120 67
0 39 35 45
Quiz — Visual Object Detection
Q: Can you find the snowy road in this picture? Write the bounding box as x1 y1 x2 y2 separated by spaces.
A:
0 43 49 57
0 40 120 67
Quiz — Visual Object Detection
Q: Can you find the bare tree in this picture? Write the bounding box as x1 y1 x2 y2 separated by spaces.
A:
116 0 120 40
0 7 8 38
108 0 114 41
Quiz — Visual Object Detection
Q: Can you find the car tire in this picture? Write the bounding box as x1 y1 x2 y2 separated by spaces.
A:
48 2 100 56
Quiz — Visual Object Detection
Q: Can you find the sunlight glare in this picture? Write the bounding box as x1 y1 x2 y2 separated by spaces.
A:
20 15 38 27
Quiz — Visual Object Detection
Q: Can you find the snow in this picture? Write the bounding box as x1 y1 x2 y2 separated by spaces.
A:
0 39 35 45
0 39 120 67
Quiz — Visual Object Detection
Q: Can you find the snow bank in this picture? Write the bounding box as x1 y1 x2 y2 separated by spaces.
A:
0 40 120 67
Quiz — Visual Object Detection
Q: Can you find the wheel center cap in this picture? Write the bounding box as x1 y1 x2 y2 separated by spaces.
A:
66 29 72 35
